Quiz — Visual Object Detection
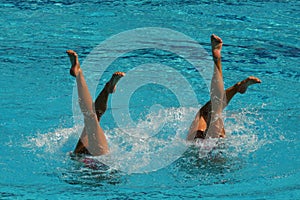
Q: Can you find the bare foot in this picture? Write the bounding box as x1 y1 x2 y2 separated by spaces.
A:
66 50 80 77
106 72 126 93
237 76 261 94
211 34 223 61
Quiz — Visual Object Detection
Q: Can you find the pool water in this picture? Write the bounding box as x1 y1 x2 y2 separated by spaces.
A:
1 0 299 199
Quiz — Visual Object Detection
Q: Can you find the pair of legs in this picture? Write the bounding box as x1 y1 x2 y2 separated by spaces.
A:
67 50 125 156
67 35 261 155
187 35 261 141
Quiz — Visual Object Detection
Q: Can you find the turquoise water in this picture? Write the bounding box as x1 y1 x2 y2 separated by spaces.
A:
1 0 299 199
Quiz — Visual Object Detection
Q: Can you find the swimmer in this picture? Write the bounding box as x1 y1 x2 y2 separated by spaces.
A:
187 34 261 141
67 50 125 156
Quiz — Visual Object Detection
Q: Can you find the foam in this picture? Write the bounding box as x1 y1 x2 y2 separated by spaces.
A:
24 125 81 154
25 105 269 174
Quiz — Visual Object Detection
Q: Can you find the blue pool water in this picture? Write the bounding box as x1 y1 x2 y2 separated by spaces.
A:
1 0 299 199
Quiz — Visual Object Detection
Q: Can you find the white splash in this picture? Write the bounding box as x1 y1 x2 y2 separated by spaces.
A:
25 106 268 174
96 107 196 174
24 125 82 154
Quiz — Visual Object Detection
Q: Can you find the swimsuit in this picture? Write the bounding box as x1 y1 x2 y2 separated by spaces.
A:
194 130 206 139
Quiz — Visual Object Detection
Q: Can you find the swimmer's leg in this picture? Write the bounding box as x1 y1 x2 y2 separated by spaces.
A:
67 50 108 156
187 76 261 141
223 76 261 107
187 34 225 140
186 76 262 141
186 102 210 141
204 34 225 139
73 71 125 155
94 72 125 120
